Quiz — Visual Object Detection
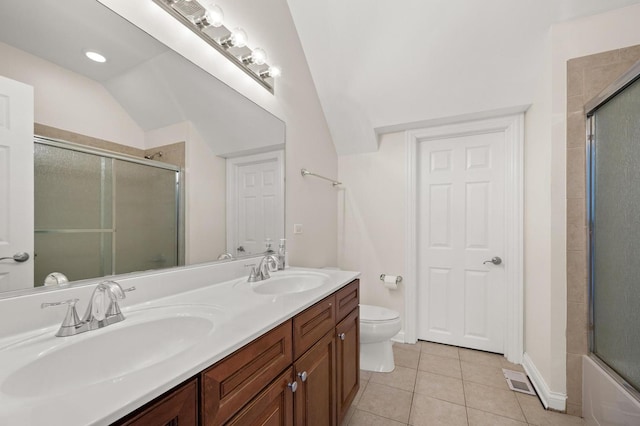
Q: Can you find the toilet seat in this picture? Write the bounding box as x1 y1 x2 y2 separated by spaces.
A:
360 304 400 322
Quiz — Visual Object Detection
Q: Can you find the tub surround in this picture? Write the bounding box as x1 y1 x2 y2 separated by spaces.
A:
0 262 359 425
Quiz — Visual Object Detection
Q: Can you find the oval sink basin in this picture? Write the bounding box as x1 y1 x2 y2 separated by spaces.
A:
1 305 219 398
251 272 330 295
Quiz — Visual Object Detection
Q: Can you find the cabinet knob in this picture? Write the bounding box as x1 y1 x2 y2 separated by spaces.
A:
298 371 308 382
288 381 298 393
338 332 346 341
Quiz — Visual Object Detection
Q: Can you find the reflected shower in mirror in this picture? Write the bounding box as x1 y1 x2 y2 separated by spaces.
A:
0 0 285 294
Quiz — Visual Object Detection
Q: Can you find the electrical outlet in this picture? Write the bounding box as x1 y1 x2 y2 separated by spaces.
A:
293 224 303 234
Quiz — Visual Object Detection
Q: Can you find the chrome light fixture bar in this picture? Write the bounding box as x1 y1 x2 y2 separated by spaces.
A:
152 0 279 93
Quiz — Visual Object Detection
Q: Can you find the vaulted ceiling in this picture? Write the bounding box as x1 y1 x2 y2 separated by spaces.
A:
287 0 640 155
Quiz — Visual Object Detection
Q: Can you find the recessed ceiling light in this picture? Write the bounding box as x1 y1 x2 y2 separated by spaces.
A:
84 50 107 63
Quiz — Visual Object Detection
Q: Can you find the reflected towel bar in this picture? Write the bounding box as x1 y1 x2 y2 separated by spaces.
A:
301 168 342 187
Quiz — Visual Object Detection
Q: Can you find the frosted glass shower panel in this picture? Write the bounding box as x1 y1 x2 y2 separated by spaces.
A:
34 233 113 286
34 144 113 230
114 160 179 274
592 76 640 392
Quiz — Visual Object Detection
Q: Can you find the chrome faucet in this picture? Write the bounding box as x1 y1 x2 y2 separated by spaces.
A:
247 255 279 282
42 280 135 337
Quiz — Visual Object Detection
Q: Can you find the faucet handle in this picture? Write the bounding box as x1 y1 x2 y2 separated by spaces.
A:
245 263 259 282
42 298 82 336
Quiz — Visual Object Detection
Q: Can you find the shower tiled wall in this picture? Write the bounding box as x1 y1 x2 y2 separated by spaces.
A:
565 44 640 417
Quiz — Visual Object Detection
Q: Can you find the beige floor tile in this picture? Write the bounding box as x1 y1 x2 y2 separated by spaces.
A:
370 366 418 392
461 361 510 391
394 342 421 352
467 408 528 425
420 341 460 359
358 382 413 423
348 409 407 426
517 393 585 426
459 348 503 368
418 353 462 379
409 393 467 426
342 404 357 426
394 346 420 369
353 380 368 406
361 370 373 382
414 371 465 406
464 382 525 422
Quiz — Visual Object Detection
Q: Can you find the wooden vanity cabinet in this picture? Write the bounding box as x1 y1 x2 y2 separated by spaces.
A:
201 320 293 425
117 378 198 426
226 368 295 426
336 307 359 424
113 279 360 426
293 331 337 425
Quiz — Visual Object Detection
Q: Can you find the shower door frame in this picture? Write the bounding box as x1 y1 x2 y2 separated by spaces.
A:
34 136 184 278
585 60 640 402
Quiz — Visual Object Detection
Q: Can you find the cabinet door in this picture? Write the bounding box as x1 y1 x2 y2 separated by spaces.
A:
294 331 336 426
118 378 198 426
336 308 359 424
225 368 295 426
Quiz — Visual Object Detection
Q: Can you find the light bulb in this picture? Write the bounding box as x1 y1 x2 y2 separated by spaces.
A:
201 1 223 27
230 28 248 48
251 48 267 65
267 66 281 78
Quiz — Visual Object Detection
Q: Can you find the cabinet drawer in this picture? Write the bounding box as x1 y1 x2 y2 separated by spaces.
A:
118 378 198 426
225 367 294 426
202 320 293 425
335 279 359 323
293 295 336 359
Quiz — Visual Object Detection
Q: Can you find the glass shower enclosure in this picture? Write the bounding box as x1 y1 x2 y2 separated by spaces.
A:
34 137 183 286
587 63 640 397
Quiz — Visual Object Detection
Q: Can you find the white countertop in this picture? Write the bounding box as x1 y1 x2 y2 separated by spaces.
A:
0 267 360 425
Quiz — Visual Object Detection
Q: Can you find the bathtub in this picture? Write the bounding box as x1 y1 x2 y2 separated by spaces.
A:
583 355 640 425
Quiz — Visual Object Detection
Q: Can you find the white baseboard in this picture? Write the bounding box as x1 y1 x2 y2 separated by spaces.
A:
522 352 567 411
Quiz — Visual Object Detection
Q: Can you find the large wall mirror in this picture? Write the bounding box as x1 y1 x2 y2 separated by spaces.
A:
0 0 285 296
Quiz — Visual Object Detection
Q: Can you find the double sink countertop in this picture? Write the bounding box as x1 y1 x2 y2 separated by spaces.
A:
0 267 360 425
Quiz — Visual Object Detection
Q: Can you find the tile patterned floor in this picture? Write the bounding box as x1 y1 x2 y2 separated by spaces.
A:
342 342 585 426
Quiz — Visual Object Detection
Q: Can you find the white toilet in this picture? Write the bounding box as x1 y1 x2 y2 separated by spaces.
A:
359 304 402 372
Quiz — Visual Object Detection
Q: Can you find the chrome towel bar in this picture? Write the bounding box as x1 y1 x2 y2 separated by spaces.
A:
301 168 342 187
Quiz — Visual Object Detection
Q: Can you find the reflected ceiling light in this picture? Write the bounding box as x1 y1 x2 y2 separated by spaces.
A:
84 50 107 63
153 0 280 93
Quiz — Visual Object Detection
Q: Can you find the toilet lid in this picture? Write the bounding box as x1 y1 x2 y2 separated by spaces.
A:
360 304 400 322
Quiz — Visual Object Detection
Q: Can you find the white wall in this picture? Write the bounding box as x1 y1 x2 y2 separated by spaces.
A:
523 2 640 404
338 132 406 324
145 122 227 264
335 2 640 409
0 41 144 147
98 0 339 268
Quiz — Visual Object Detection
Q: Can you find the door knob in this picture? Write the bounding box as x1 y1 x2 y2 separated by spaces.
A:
338 332 346 341
298 371 308 382
483 256 502 265
288 381 298 393
0 252 29 262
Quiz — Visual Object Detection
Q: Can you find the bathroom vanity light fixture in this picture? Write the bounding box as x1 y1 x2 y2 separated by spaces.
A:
153 0 280 93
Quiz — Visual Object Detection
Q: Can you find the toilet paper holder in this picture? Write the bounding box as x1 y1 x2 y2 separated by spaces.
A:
379 274 402 284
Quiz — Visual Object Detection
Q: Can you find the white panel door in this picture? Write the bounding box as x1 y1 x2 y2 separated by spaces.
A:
0 75 34 292
227 151 284 256
417 131 505 353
